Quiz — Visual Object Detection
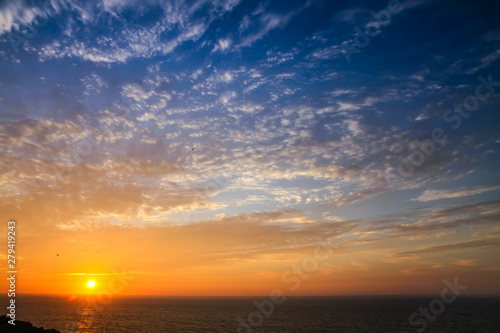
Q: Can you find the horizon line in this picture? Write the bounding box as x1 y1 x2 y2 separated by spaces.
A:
7 293 500 298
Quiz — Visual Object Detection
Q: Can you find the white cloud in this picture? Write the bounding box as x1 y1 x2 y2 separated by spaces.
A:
337 102 360 111
238 15 251 33
467 49 500 74
330 89 355 97
0 0 62 35
413 185 500 202
212 38 231 53
266 49 299 64
220 0 241 12
218 72 233 83
237 13 290 47
415 111 429 121
32 1 239 63
345 120 363 136
311 45 342 60
38 40 131 63
220 91 236 104
336 97 378 112
100 0 137 13
227 104 263 114
235 2 310 49
122 84 152 101
81 73 108 95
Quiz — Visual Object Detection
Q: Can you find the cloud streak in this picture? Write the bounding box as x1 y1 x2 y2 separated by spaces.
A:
413 185 500 202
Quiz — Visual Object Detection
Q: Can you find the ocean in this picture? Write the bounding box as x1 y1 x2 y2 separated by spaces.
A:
4 295 500 332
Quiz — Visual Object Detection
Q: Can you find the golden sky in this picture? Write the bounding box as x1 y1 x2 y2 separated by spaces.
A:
1 0 500 297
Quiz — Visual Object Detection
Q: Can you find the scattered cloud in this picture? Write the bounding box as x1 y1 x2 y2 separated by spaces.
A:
396 238 500 257
467 49 500 74
413 185 500 202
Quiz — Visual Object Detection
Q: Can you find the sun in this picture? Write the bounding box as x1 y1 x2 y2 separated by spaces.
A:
87 280 96 288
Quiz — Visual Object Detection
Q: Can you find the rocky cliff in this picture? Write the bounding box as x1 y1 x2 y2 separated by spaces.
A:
0 315 61 332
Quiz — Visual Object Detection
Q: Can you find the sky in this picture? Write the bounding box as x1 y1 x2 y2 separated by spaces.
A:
0 0 500 297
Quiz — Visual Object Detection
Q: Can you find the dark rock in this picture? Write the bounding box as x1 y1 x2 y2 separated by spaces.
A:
0 315 61 332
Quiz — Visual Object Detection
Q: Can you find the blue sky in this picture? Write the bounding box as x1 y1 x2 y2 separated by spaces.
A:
1 0 500 295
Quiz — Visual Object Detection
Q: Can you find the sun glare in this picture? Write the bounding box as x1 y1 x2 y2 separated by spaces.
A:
87 280 96 288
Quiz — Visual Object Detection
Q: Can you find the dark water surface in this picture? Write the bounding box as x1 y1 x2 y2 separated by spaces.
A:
4 295 500 332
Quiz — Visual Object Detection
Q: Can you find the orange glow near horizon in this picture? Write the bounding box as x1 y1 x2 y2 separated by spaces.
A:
1 224 499 297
